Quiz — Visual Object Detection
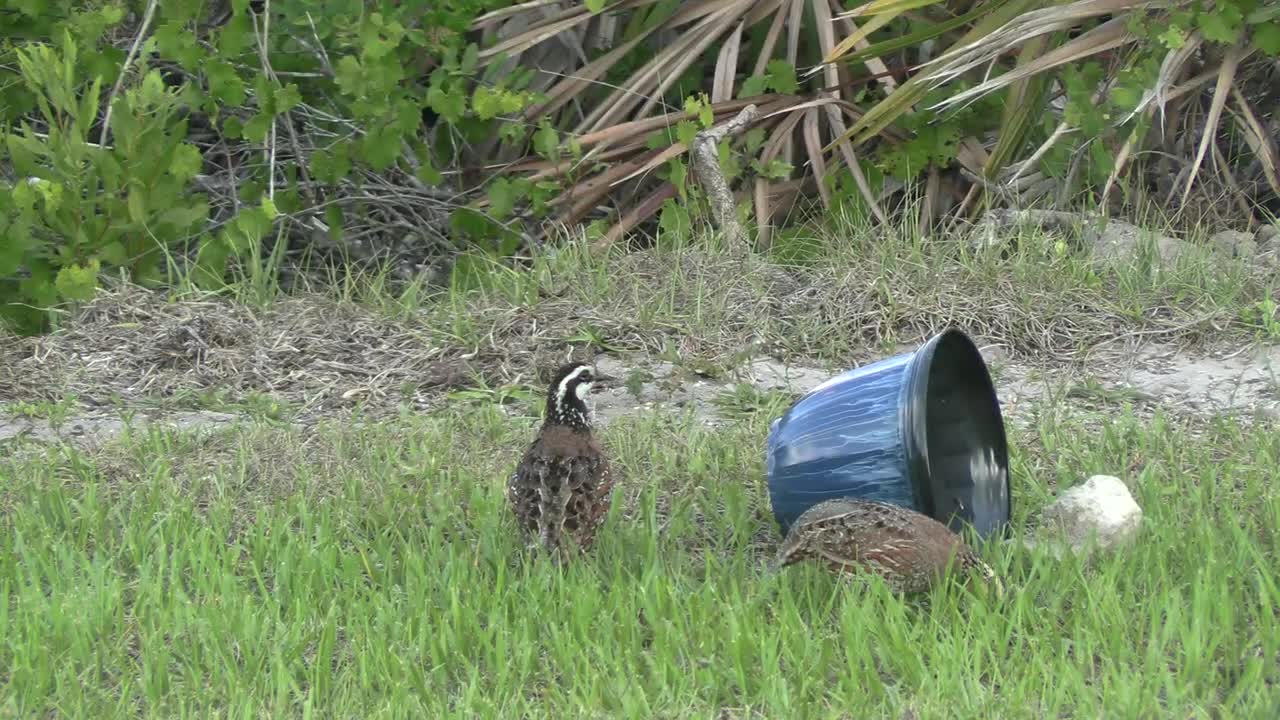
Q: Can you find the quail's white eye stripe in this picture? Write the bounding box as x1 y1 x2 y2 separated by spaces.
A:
554 365 591 411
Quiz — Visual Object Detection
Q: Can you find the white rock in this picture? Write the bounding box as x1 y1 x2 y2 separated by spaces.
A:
1034 474 1143 557
1257 224 1278 249
1210 229 1258 260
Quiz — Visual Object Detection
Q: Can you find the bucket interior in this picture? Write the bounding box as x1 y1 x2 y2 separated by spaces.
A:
904 329 1011 538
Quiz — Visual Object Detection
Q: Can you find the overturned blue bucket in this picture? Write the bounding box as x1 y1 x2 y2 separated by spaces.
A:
766 327 1011 539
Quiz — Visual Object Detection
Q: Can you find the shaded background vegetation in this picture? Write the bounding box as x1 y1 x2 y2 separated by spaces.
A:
2 0 1278 334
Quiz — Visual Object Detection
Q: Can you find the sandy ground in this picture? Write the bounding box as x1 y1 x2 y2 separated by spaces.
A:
4 339 1276 447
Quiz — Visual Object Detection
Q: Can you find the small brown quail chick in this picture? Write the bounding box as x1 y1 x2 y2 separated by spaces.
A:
770 498 1002 596
507 362 614 555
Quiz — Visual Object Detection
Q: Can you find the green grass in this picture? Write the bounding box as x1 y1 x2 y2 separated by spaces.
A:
2 216 1278 716
2 401 1278 717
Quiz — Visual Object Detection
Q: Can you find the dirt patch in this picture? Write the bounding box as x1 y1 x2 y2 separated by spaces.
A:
3 343 1276 452
0 284 480 417
587 345 1280 428
0 409 241 447
993 343 1280 422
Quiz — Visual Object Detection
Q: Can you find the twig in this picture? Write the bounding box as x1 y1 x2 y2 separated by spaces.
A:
1210 132 1254 223
689 104 761 254
304 12 335 76
98 0 160 147
255 2 277 201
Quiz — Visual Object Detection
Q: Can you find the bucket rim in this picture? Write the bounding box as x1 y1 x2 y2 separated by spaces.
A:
899 326 1012 531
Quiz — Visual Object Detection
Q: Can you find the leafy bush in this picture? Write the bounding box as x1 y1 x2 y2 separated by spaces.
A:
3 1 1278 335
2 28 209 333
0 0 524 332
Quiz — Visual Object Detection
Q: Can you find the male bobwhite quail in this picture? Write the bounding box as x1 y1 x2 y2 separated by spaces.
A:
770 498 1002 596
507 362 614 555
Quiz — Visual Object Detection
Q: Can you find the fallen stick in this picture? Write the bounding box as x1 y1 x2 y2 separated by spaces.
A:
689 104 761 254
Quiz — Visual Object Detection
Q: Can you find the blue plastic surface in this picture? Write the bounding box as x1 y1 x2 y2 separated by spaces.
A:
765 328 1011 538
766 352 921 535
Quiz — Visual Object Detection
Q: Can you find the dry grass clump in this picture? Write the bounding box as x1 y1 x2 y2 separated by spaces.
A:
0 238 1262 418
0 285 476 416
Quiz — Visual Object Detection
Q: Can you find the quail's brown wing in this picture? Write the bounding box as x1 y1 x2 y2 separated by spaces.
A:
508 434 614 549
507 441 552 537
794 501 927 572
561 451 614 548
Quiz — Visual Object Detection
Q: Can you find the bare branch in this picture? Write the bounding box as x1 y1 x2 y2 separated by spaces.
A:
690 104 761 255
99 0 160 147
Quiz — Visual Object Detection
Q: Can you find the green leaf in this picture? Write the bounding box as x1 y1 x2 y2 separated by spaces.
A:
427 83 467 124
54 260 100 302
666 157 688 197
139 70 168 107
416 158 444 186
487 177 518 219
361 125 402 171
765 60 799 94
675 120 699 147
1158 24 1188 49
310 143 352 184
658 199 691 237
324 205 345 243
1254 21 1280 55
29 178 64 211
645 129 671 151
218 14 252 56
472 86 505 120
335 56 364 96
586 0 606 14
223 116 244 139
1198 4 1245 44
154 21 204 70
5 134 42 177
533 123 559 159
740 75 768 97
683 94 713 128
192 233 231 289
718 140 742 180
242 113 273 143
460 44 480 74
499 122 528 144
127 187 146 223
156 204 209 231
449 207 500 241
99 241 128 266
169 144 203 182
0 227 33 276
759 159 792 180
275 84 303 114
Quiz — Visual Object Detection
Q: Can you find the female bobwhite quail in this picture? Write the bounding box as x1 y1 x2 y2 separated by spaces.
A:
507 362 614 555
770 498 1002 595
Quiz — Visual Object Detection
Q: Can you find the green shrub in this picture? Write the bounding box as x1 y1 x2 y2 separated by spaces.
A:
2 29 208 333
